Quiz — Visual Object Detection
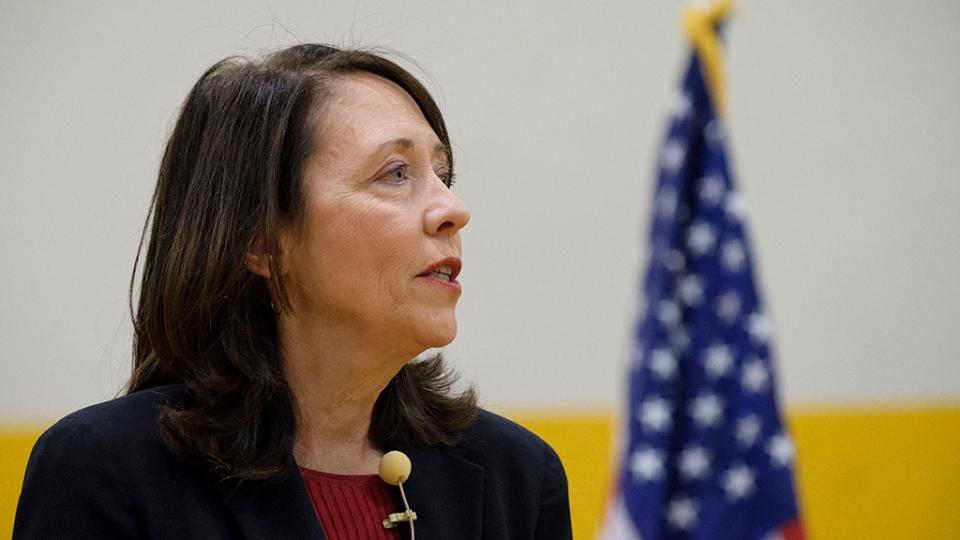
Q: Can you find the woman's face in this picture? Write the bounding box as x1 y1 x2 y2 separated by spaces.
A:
280 73 469 355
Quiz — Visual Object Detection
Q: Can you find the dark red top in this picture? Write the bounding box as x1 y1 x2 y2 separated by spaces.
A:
299 467 401 539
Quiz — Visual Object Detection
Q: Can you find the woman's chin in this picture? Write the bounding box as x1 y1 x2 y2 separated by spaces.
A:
413 320 458 351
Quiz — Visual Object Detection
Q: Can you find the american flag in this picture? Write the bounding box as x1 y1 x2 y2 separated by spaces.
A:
601 52 804 540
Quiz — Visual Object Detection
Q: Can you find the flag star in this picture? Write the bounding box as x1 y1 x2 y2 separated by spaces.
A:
670 91 693 119
689 393 724 428
666 497 699 530
736 415 762 447
722 464 755 500
767 433 795 467
678 445 711 481
742 359 770 393
724 192 746 221
649 349 678 380
748 312 775 343
637 397 673 432
655 188 678 218
721 239 747 272
703 344 734 378
663 249 686 272
687 222 716 255
704 119 725 146
669 327 691 354
677 275 704 306
661 140 687 174
716 291 742 323
699 174 726 206
629 447 665 482
657 300 682 328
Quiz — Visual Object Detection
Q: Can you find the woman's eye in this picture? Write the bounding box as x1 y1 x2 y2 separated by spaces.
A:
383 164 408 185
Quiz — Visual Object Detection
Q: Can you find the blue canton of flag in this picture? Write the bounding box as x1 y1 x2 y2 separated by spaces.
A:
605 52 804 540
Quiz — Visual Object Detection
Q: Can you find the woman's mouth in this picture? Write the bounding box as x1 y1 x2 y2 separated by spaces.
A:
417 257 461 281
417 258 462 293
425 266 454 281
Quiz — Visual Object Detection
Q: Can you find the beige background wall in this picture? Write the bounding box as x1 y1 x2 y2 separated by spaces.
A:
2 0 959 418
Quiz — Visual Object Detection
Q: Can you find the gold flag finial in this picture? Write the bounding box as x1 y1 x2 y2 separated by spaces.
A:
681 0 735 116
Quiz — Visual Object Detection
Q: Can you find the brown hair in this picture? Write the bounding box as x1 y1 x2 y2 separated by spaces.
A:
127 44 476 481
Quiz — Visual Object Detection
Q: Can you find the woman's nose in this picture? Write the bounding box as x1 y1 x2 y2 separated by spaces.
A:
424 179 470 236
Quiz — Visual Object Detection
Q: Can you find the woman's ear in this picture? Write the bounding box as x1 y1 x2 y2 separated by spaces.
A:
245 235 272 278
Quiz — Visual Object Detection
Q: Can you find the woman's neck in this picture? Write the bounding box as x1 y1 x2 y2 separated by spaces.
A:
278 314 416 474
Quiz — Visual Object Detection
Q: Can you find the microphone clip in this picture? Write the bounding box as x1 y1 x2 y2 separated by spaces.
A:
382 509 418 529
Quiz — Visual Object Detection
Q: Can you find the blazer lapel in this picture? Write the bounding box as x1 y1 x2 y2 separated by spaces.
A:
392 442 484 540
212 470 326 539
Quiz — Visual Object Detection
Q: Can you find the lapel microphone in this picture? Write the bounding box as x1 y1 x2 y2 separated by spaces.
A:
379 450 417 539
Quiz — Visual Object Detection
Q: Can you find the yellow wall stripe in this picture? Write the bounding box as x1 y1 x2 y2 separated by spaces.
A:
786 404 960 539
510 405 960 540
4 405 959 539
1 427 46 535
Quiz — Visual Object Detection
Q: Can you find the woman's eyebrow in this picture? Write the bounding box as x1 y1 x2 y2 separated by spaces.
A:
433 142 450 159
374 138 449 160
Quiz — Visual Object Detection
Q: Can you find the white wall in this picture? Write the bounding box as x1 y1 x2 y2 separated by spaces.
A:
2 1 958 418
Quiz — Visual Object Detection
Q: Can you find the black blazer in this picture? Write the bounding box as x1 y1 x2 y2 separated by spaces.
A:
14 385 572 539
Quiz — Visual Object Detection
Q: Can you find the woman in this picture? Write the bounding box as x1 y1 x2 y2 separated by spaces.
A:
14 44 572 539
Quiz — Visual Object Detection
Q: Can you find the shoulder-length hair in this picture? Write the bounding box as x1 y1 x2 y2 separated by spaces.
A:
127 44 476 481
